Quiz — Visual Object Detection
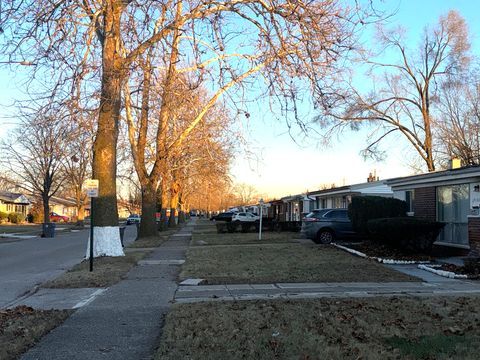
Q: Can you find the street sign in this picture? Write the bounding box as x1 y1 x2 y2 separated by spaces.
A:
84 179 99 198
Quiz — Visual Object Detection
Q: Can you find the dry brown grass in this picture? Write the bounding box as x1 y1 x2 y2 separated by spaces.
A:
179 243 419 284
42 251 148 288
192 231 301 246
156 296 480 360
128 230 177 248
0 306 72 360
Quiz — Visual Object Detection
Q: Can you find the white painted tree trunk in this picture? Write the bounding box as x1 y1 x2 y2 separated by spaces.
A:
85 226 125 258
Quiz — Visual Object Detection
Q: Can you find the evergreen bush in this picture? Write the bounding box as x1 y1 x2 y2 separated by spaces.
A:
348 196 408 234
367 217 445 253
8 212 25 224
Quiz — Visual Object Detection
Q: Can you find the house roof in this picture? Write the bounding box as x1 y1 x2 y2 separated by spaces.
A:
386 166 480 190
309 181 392 197
0 191 30 205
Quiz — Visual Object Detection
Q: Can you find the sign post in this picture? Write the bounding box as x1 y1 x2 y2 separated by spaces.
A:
258 198 264 240
84 179 99 272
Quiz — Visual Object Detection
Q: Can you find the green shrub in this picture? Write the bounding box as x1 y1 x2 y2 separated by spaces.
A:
348 196 408 234
8 212 25 224
0 211 7 222
367 217 445 253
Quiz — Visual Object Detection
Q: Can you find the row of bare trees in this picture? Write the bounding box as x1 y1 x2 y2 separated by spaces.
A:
1 0 367 255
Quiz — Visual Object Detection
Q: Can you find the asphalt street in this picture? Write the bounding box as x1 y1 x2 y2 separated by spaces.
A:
0 225 137 308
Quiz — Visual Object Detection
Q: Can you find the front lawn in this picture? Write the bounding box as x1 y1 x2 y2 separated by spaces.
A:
179 244 419 284
156 296 480 360
191 231 300 246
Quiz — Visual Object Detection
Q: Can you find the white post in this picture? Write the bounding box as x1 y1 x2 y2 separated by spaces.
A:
259 198 264 240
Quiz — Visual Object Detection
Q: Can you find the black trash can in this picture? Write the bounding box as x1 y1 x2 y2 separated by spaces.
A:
119 226 126 247
42 223 56 238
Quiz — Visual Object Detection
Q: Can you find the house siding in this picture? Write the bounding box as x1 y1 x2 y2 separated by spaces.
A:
414 187 436 221
468 216 480 255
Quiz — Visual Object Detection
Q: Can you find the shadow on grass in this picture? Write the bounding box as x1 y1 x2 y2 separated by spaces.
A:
385 334 470 359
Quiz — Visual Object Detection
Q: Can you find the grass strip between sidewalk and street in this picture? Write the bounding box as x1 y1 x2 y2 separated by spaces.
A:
156 296 480 360
128 229 178 248
0 306 72 360
42 251 149 288
179 243 419 284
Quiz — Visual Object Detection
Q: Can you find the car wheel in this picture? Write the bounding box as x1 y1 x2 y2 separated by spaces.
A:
317 230 334 244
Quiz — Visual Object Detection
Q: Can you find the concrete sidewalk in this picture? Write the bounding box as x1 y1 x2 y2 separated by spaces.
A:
175 279 480 303
20 224 193 360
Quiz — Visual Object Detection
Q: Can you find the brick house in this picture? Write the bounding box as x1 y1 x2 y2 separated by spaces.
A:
386 166 480 253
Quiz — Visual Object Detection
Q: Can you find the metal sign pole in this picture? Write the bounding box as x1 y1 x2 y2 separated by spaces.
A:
89 196 94 272
84 179 99 272
258 198 264 240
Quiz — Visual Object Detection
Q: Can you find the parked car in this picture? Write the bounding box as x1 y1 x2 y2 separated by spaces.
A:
126 214 141 225
210 211 235 222
49 212 69 223
300 208 356 244
232 212 260 222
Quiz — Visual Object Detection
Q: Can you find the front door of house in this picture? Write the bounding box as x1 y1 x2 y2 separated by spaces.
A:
437 184 470 247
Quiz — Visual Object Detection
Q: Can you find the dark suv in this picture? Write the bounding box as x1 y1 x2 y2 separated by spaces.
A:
300 208 356 244
210 212 235 222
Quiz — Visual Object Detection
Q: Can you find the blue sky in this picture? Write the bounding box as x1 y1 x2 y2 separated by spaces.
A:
0 1 479 198
231 0 480 198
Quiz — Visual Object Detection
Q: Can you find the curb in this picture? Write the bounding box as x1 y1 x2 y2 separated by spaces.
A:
332 243 431 265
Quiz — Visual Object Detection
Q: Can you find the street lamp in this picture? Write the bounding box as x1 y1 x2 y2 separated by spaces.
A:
258 198 264 240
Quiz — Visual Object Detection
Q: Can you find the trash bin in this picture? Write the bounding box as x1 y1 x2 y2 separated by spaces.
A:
42 223 56 238
119 226 126 247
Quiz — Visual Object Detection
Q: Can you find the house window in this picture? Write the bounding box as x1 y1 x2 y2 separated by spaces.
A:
437 184 469 246
405 190 414 212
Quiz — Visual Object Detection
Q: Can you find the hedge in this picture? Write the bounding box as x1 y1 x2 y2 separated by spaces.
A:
7 212 25 224
367 217 445 253
0 211 8 222
348 196 407 234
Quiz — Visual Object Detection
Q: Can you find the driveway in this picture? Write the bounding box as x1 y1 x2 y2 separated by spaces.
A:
0 225 137 308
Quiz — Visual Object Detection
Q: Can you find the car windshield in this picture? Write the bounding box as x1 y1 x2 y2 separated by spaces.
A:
305 210 329 219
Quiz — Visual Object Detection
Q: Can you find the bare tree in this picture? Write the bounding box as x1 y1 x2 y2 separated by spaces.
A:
435 73 480 166
233 183 259 206
62 109 95 226
317 10 471 172
0 104 69 236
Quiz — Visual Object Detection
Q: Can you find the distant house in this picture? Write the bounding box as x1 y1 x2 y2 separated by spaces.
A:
0 191 30 217
386 165 480 252
267 199 286 221
309 181 393 211
49 196 78 219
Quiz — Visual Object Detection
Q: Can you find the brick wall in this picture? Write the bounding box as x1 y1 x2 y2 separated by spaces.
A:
413 187 437 221
468 216 480 256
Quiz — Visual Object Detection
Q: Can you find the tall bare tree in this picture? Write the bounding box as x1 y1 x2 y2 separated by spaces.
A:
0 104 69 236
435 73 480 167
317 10 470 172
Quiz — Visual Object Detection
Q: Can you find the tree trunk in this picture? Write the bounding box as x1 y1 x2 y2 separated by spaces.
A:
139 182 157 238
42 195 51 237
76 204 85 228
159 208 168 231
89 2 125 257
178 210 185 224
168 207 176 228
